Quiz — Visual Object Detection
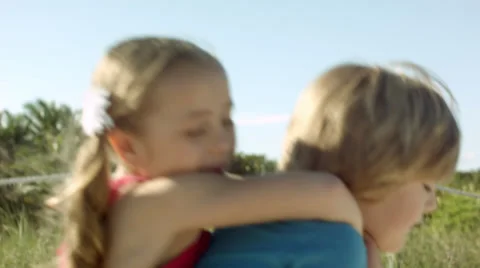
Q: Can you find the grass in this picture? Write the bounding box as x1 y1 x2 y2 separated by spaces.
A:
1 211 479 268
0 210 60 268
392 226 480 267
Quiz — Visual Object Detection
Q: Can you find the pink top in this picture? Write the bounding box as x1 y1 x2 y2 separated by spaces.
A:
57 175 211 268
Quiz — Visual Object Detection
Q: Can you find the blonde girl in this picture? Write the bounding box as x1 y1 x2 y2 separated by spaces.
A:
54 37 362 268
197 62 459 267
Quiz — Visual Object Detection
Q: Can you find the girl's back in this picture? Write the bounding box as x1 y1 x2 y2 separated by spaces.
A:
197 221 367 268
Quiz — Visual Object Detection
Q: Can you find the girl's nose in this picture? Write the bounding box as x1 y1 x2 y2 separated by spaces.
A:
210 131 233 155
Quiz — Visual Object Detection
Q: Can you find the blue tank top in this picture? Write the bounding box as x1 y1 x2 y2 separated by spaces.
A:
196 221 367 268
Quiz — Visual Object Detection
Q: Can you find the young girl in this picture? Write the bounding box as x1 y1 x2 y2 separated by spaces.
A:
196 62 459 267
54 36 362 268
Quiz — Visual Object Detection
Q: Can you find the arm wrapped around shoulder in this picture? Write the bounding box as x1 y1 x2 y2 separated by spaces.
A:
196 221 367 268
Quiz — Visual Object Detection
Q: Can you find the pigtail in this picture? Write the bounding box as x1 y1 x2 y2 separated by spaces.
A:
63 135 110 268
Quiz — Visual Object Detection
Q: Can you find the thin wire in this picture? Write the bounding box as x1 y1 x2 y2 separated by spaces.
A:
0 173 68 186
436 185 480 199
1 173 479 200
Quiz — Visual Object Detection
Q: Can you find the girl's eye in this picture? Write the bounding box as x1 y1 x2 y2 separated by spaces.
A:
423 184 433 192
186 128 207 138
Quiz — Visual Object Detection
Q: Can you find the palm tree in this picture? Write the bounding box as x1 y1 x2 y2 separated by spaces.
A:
23 99 77 154
0 101 79 216
0 111 32 164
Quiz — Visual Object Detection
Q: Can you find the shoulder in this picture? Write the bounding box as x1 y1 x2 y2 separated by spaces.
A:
106 177 180 250
110 175 207 226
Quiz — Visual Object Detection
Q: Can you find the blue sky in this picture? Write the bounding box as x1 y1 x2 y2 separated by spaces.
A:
1 1 478 170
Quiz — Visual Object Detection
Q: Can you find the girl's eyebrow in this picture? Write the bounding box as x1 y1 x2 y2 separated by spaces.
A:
188 100 233 117
185 100 234 119
187 109 212 118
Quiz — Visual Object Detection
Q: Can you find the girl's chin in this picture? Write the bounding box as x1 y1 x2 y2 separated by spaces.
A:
381 233 409 253
367 224 415 253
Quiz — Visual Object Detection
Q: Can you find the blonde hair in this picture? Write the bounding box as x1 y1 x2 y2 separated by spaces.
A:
57 37 224 268
279 62 460 200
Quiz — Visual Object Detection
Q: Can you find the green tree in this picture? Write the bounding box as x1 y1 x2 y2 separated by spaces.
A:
0 111 32 165
23 99 78 155
229 153 277 175
0 101 79 224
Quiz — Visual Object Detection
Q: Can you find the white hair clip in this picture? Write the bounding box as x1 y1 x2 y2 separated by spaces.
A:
81 88 115 137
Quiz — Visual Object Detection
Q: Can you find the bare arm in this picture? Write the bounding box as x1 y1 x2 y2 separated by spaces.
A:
122 171 361 231
104 229 172 268
105 172 361 267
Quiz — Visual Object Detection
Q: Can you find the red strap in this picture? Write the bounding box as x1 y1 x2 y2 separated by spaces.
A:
162 231 212 268
108 175 148 204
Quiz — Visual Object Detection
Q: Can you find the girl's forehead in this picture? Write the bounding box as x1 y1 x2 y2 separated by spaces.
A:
147 69 231 120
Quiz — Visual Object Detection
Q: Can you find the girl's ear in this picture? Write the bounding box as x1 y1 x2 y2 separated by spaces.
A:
107 129 147 173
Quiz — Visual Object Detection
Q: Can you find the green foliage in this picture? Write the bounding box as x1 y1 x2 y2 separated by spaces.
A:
229 153 277 175
0 210 61 268
428 172 480 233
393 226 480 267
0 100 79 225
